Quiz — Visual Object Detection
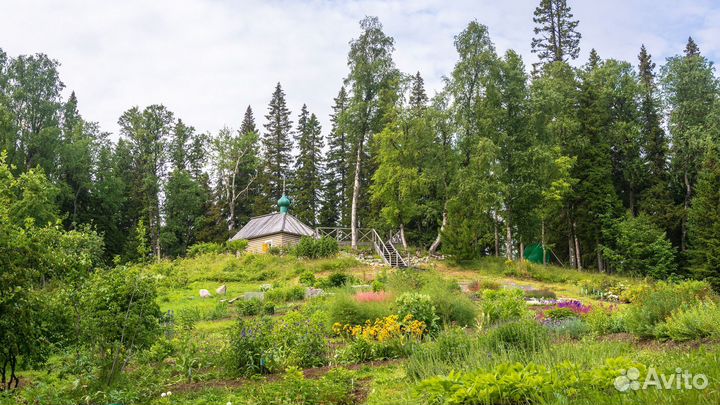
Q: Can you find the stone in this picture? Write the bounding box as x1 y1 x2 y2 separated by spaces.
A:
199 289 212 298
243 291 265 301
305 287 324 299
228 296 242 304
216 284 227 295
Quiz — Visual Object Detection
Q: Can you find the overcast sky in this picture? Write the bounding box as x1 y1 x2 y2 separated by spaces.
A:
2 0 719 139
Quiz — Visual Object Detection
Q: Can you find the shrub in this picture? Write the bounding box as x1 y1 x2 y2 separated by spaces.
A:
207 301 229 320
237 298 263 316
228 312 328 376
263 300 276 315
543 307 579 320
468 279 501 292
585 305 626 335
480 288 530 326
655 299 720 341
294 236 339 259
544 318 591 340
228 316 274 375
484 319 549 353
299 270 316 286
328 292 392 325
225 239 248 254
405 327 478 381
395 293 439 333
317 271 350 288
524 288 556 300
603 213 677 279
265 285 306 302
270 311 328 370
80 268 161 384
431 290 478 327
333 314 425 363
187 242 224 257
625 280 713 338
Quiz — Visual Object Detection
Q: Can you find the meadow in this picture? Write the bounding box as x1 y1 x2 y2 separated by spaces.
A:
5 243 720 405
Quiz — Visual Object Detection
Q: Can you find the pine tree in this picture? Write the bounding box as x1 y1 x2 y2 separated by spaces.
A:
586 48 601 70
688 145 720 289
319 87 349 227
259 82 293 212
293 105 324 225
240 105 257 135
531 0 582 67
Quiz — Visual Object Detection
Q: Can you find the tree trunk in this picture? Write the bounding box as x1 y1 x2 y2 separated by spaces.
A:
399 223 408 250
573 220 582 270
428 205 447 255
596 236 604 272
629 188 636 216
505 221 513 260
494 212 500 257
567 213 576 268
682 170 691 252
350 141 363 250
541 220 547 266
519 241 525 261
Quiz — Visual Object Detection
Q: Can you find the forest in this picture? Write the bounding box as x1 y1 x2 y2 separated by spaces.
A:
2 0 720 404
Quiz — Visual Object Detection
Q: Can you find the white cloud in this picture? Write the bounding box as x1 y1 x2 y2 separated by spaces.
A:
1 0 717 139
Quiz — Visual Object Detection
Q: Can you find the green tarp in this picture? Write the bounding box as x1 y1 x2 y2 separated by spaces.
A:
524 243 545 264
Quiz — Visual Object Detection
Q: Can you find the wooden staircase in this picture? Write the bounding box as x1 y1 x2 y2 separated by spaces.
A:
315 227 408 268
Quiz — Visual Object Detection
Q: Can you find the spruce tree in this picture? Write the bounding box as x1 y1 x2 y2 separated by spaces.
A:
688 145 720 289
240 105 257 135
259 82 293 212
409 71 428 111
684 36 700 57
637 45 676 239
319 87 350 227
531 0 582 67
293 105 324 225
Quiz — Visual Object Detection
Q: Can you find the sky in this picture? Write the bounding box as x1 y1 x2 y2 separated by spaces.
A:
2 0 719 139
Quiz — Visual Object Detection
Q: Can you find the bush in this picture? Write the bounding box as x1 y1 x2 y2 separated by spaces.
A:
395 293 439 334
484 319 549 353
431 291 478 327
299 270 316 286
187 242 225 257
263 300 276 315
265 285 306 302
467 279 501 292
544 307 579 320
237 298 263 316
316 271 350 288
405 328 478 381
603 213 677 279
544 318 591 340
333 314 425 363
328 292 392 325
625 280 713 338
80 267 161 384
228 311 328 376
228 316 274 375
524 288 556 300
480 288 530 326
225 239 249 254
585 306 626 336
655 299 720 341
294 236 339 259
